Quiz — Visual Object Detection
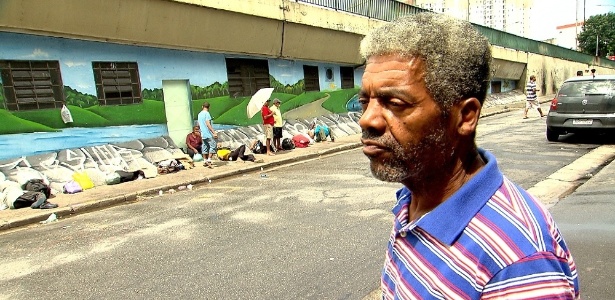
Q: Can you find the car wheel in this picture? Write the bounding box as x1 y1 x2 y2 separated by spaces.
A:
546 128 559 142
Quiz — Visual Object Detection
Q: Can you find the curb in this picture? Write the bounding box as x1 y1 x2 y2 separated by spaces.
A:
0 142 364 232
528 145 615 208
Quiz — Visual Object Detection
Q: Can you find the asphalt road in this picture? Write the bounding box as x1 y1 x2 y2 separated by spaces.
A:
550 183 615 300
0 109 611 300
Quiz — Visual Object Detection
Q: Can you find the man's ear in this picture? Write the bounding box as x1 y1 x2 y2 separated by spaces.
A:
455 98 482 136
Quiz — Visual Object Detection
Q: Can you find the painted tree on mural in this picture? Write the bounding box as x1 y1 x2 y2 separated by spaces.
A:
142 82 230 101
270 75 304 95
191 82 229 100
64 86 98 108
0 83 4 108
142 88 164 101
578 12 615 57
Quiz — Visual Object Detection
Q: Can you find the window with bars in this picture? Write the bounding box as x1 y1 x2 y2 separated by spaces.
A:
0 60 64 111
303 65 320 92
225 58 271 97
340 66 355 89
92 62 142 105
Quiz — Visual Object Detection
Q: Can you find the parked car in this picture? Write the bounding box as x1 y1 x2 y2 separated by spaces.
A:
546 75 615 141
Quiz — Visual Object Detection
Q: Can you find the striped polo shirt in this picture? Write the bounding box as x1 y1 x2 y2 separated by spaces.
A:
381 149 579 299
526 81 538 101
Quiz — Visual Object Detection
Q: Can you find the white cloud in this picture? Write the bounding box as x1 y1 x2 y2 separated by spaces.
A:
64 61 87 67
22 48 49 58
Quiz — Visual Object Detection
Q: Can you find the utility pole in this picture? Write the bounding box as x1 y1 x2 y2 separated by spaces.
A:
576 0 579 49
584 0 586 25
596 35 599 56
467 0 470 21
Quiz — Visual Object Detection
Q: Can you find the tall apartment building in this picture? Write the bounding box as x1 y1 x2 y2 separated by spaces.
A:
400 0 533 38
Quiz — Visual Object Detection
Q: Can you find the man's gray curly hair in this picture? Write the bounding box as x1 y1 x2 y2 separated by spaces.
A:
359 12 492 110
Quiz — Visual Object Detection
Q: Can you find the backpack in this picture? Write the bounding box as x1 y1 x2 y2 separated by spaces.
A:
23 179 51 198
282 138 295 150
252 140 266 154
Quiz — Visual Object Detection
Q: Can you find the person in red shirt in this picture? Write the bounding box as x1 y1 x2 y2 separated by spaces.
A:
261 99 275 156
185 125 202 158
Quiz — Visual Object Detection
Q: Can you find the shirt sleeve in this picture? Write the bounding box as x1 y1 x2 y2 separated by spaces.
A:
481 251 579 299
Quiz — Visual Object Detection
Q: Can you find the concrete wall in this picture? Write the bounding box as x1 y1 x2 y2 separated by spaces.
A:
0 0 368 65
491 46 615 95
2 0 612 87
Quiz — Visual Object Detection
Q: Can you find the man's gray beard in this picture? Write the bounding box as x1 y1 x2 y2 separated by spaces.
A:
369 126 451 184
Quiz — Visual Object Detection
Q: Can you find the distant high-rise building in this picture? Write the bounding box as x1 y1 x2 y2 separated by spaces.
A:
398 0 533 38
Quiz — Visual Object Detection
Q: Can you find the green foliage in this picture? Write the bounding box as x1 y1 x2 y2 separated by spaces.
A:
191 82 229 100
578 12 615 57
321 88 360 113
86 99 166 125
142 88 164 101
0 109 57 134
270 75 304 95
0 82 5 109
141 82 230 102
64 86 98 108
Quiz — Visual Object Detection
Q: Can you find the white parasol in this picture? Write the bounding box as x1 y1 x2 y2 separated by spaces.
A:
246 88 274 118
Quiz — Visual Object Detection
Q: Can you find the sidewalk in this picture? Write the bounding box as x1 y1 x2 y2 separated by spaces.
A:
0 94 554 232
0 134 363 231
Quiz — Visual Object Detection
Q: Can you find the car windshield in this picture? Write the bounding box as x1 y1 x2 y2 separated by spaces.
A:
558 80 615 96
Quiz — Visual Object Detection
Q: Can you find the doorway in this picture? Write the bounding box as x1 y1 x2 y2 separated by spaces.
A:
162 80 193 152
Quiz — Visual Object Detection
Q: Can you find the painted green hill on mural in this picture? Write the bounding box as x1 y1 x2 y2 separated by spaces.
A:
0 89 358 135
0 109 57 134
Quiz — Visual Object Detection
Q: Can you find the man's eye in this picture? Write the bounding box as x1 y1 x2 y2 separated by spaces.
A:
388 99 406 107
358 98 369 106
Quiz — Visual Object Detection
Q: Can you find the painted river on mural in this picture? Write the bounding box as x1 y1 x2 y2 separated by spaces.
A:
0 124 234 161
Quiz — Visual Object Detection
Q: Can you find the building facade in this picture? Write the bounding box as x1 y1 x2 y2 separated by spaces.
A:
403 0 532 37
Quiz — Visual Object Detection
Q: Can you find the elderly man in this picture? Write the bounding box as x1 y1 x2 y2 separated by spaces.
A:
358 13 579 299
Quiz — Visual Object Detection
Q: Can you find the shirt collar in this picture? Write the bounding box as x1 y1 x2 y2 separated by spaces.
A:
392 149 503 246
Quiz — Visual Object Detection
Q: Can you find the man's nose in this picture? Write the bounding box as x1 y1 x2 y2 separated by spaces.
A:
359 100 386 132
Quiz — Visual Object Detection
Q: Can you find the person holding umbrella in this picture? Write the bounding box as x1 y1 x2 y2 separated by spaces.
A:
261 99 275 156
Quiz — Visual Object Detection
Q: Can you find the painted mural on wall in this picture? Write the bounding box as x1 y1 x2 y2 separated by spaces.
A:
0 112 362 207
0 32 361 160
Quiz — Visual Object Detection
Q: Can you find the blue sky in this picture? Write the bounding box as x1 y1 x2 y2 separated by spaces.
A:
531 0 615 40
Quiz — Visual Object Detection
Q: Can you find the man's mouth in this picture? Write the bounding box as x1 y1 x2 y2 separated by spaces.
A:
361 139 389 157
